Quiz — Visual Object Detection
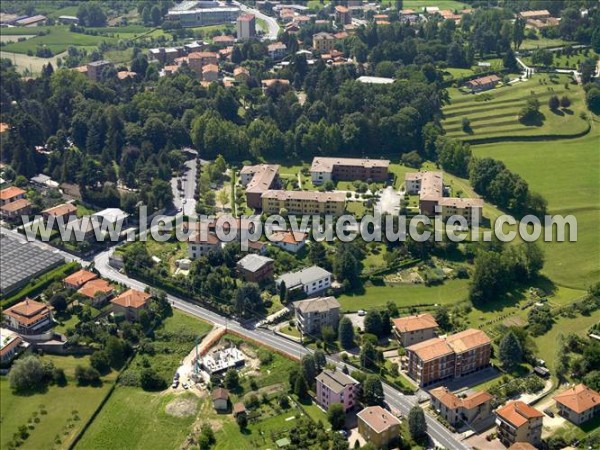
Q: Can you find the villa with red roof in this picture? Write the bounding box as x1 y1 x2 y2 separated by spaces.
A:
495 401 543 447
111 289 151 321
554 384 600 425
3 298 54 335
429 386 493 427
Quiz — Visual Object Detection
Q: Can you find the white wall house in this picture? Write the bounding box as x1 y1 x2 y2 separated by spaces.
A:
276 266 332 297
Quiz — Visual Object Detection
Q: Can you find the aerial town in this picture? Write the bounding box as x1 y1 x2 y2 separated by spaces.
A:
0 1 599 449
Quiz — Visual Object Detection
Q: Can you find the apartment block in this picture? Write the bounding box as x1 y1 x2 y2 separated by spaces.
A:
392 313 438 347
294 296 340 335
316 369 360 412
261 190 346 216
312 32 336 53
310 157 390 185
357 406 401 449
495 401 543 448
277 266 332 298
240 164 280 209
406 329 491 387
237 13 256 40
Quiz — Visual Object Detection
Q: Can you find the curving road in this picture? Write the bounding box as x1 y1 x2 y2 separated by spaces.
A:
93 250 471 449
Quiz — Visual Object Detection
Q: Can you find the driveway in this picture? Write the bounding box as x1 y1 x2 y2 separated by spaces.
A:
344 313 365 331
171 153 197 218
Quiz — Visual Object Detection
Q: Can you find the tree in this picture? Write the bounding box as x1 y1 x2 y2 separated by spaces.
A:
364 310 383 338
234 283 262 318
499 331 523 369
90 351 111 374
338 317 355 349
548 95 560 111
321 325 336 347
9 356 46 392
559 96 571 109
140 367 166 391
434 307 451 332
586 87 600 114
236 411 248 429
327 403 345 430
309 241 328 268
49 293 68 313
360 342 378 370
199 424 216 450
75 365 101 386
503 48 519 72
301 354 317 384
408 406 427 442
333 250 360 288
313 349 327 371
150 5 162 26
224 368 240 390
362 375 384 406
294 374 309 400
105 336 126 369
469 251 511 305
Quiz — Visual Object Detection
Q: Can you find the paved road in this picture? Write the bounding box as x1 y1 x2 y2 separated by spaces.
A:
92 250 470 449
171 150 198 218
234 1 280 41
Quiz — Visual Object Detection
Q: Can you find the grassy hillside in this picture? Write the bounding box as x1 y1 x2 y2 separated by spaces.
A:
443 74 590 142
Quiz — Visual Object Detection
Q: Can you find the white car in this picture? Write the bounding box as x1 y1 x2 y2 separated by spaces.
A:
358 310 366 316
182 382 189 389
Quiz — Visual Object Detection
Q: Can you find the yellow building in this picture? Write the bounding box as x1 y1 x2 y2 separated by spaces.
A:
261 190 346 215
357 406 401 449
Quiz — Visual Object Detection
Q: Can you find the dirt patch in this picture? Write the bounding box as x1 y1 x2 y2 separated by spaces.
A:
503 316 526 327
166 397 198 417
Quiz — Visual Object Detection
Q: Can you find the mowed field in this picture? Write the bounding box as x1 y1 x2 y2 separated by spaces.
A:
473 123 600 290
443 74 590 142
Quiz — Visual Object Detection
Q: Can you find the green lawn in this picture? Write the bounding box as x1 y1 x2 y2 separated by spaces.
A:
75 387 199 450
443 74 590 142
0 355 116 450
473 126 600 289
520 37 571 50
338 278 470 312
403 0 468 10
2 26 118 55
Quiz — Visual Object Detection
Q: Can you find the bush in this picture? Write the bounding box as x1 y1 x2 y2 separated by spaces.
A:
140 368 166 391
9 356 47 392
75 365 101 386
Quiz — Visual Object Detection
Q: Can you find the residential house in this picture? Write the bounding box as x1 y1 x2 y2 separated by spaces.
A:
1 328 23 363
316 369 360 412
189 51 219 76
267 42 287 60
269 230 308 253
310 157 390 185
92 208 129 229
3 298 54 335
277 266 333 298
0 198 32 220
261 190 346 216
312 32 336 53
213 35 235 47
63 269 98 290
233 402 247 417
357 406 401 449
464 74 501 93
553 384 600 425
58 15 79 24
392 313 438 347
0 186 26 206
237 13 255 40
77 278 114 307
335 5 352 25
406 329 491 386
188 231 221 259
236 254 275 283
234 66 250 83
519 10 551 20
110 289 151 321
294 296 340 335
495 401 543 448
42 203 77 223
212 388 230 412
429 386 493 427
87 60 113 82
202 64 219 82
261 79 291 94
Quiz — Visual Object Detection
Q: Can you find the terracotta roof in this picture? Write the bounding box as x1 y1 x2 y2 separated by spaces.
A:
0 123 8 133
357 406 400 433
406 337 453 362
0 186 26 201
269 230 308 245
237 13 254 22
202 64 219 73
554 384 600 414
519 10 551 18
189 51 218 59
508 443 537 450
392 313 438 333
43 203 77 217
261 79 290 87
466 74 501 87
233 402 246 414
234 67 249 76
430 386 493 410
111 289 151 309
77 279 114 299
4 299 52 326
117 70 136 80
213 35 235 43
188 231 221 245
438 197 484 208
462 391 494 409
1 198 31 212
64 269 98 288
212 387 229 400
496 401 543 428
261 190 345 203
446 329 491 353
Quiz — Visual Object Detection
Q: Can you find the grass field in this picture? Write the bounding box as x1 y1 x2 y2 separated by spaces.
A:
75 387 199 450
520 37 571 50
443 74 589 142
473 126 600 289
403 0 468 10
0 355 117 450
0 50 67 74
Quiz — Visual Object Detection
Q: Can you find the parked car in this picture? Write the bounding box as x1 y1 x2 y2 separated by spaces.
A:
182 382 189 389
172 380 179 388
358 310 366 316
543 408 554 418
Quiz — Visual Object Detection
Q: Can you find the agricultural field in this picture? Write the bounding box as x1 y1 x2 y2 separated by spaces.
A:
0 50 67 75
0 355 117 450
522 49 599 70
443 74 590 142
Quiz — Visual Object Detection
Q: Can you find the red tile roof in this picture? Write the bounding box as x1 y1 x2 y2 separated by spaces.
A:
110 289 151 309
554 384 600 414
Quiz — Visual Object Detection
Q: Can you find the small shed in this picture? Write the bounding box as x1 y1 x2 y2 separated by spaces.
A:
233 402 246 417
212 388 230 413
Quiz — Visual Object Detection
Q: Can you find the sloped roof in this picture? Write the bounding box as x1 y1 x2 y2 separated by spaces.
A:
554 384 600 414
294 296 340 313
392 313 438 333
64 269 98 288
496 401 543 428
111 289 151 309
357 406 400 433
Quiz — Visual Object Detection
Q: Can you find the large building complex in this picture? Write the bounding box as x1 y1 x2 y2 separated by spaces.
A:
315 369 360 412
240 164 280 209
495 401 543 448
310 157 390 185
293 296 340 335
166 1 239 27
405 171 483 223
405 329 491 387
261 190 346 215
